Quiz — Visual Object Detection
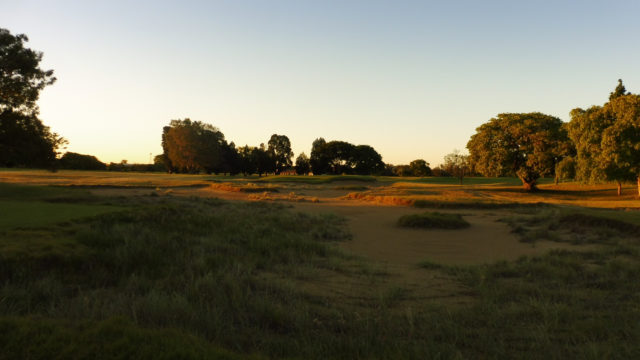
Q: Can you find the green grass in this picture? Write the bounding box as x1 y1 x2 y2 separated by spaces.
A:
0 200 122 230
0 317 252 360
2 181 640 358
254 174 377 184
397 212 470 229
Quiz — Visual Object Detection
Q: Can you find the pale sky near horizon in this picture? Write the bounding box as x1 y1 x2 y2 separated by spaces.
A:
3 0 639 165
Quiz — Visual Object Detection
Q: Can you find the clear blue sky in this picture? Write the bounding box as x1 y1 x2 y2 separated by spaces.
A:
3 0 639 165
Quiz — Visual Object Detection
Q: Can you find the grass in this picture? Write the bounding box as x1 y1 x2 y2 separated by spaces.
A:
0 200 122 230
397 212 470 229
2 174 640 358
501 207 640 244
254 175 377 184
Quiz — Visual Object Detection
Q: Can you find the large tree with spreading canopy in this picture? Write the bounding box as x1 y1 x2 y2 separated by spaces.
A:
467 112 570 191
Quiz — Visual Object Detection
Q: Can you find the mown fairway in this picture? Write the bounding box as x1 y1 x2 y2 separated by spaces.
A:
1 170 640 359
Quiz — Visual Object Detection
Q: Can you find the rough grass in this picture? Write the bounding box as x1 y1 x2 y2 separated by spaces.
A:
502 207 640 244
2 180 640 358
397 212 470 229
0 317 250 360
415 247 640 359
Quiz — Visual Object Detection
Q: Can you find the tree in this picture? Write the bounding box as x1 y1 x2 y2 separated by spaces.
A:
555 156 576 183
255 143 273 176
467 112 569 191
599 93 640 196
161 119 227 173
352 145 384 175
310 137 329 174
409 159 431 177
568 80 640 196
0 28 65 168
609 79 628 101
295 152 310 175
267 134 293 175
443 150 470 185
238 145 257 176
59 152 106 170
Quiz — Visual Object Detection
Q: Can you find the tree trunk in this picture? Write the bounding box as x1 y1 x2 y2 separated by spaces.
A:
637 176 640 197
617 181 622 196
554 174 559 186
520 178 538 192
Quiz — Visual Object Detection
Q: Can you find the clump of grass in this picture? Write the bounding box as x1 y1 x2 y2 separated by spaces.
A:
397 212 470 229
209 182 279 193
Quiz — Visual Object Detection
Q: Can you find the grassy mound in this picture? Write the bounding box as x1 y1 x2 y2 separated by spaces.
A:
397 212 470 229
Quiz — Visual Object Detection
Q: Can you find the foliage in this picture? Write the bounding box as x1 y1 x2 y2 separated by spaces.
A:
0 28 65 168
568 80 640 195
161 119 228 174
467 112 570 191
59 152 106 170
409 159 431 176
309 139 384 175
555 156 576 182
267 134 293 174
0 110 65 168
294 152 310 175
0 28 56 114
443 150 470 184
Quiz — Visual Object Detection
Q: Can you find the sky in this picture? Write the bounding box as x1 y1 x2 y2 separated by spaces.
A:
2 0 640 165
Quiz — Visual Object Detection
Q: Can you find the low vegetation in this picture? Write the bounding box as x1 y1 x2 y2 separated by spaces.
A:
397 212 470 229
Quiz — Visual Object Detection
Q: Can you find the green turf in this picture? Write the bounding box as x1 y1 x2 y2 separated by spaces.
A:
0 200 122 230
254 175 377 183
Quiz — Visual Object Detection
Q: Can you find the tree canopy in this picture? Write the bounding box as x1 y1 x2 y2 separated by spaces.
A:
467 112 569 191
267 134 293 175
0 28 65 168
309 139 384 175
443 150 470 184
161 119 228 174
568 81 640 195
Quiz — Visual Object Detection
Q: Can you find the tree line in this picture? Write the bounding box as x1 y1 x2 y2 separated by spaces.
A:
467 79 640 195
3 28 640 195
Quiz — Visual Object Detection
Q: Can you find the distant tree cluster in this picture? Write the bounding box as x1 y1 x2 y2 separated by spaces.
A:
0 28 66 168
59 152 106 170
161 119 294 176
309 138 384 175
388 159 432 177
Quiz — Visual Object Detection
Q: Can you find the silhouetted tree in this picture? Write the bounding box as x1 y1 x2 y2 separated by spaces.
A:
0 28 65 168
161 119 227 174
409 159 431 177
59 152 106 170
295 152 310 175
353 145 384 175
267 134 293 174
310 138 329 174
